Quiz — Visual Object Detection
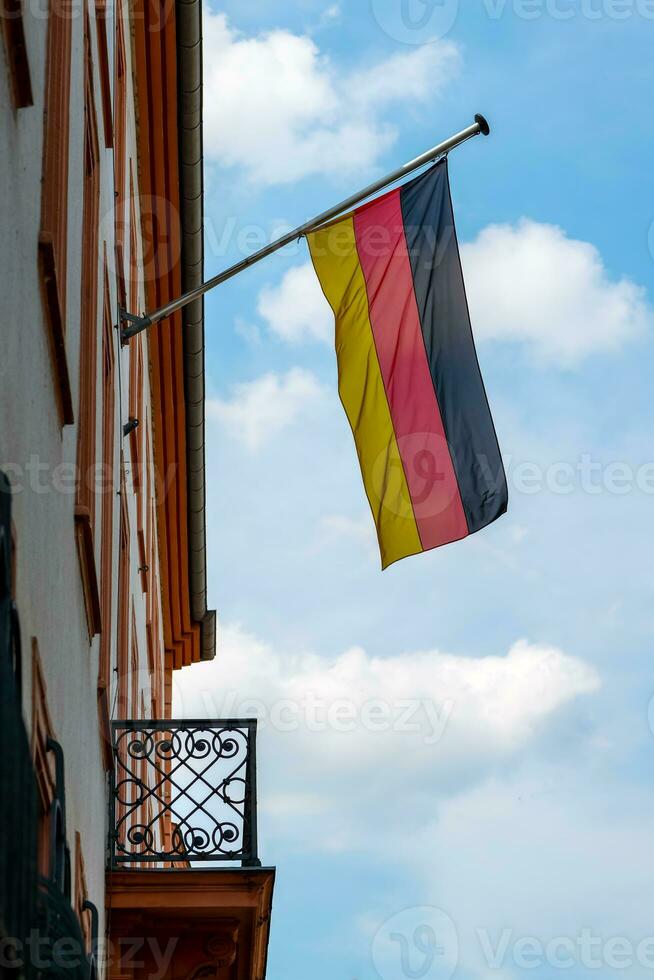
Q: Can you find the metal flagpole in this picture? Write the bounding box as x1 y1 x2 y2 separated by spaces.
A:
121 113 491 340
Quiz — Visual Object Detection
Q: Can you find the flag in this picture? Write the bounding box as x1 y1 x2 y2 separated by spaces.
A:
307 158 507 569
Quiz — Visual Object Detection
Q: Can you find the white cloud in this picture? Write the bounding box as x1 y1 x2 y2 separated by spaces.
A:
258 262 333 344
202 11 461 185
206 368 326 451
257 223 651 361
233 316 262 347
462 219 652 366
400 774 654 979
318 3 341 26
348 45 459 111
320 514 377 553
173 624 600 852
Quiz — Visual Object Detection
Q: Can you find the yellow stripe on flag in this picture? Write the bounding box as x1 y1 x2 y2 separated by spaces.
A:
307 216 422 568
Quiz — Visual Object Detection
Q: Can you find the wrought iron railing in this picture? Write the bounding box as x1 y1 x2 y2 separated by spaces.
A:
109 720 260 868
1 472 92 980
0 470 38 979
35 877 90 980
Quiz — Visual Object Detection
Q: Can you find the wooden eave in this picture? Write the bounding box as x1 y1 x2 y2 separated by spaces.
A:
131 0 202 670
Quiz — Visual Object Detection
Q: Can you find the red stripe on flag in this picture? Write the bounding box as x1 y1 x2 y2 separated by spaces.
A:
353 189 469 549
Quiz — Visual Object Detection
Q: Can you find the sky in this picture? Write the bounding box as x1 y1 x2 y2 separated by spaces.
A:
172 3 654 979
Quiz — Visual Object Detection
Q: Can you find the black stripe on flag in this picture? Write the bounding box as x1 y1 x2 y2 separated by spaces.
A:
400 160 508 534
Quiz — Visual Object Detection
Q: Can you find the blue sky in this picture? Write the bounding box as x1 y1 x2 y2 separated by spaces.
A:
173 3 654 978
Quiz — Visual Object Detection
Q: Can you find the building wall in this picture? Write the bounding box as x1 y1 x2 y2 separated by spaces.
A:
0 0 168 953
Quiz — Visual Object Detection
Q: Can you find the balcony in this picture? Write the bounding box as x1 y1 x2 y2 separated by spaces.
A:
106 720 274 980
37 876 91 980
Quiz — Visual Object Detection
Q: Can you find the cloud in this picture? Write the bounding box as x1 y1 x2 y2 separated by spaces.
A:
258 263 333 344
320 514 378 553
353 772 654 980
173 624 600 852
257 223 652 362
233 317 262 347
318 3 341 26
462 219 652 366
202 10 461 185
206 369 326 451
348 45 460 111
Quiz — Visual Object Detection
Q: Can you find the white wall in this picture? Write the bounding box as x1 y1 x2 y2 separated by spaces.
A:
0 0 166 957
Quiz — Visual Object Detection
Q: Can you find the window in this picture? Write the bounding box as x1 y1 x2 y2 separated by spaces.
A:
1 0 33 108
75 13 102 638
38 0 73 423
128 163 140 313
129 336 148 594
116 463 130 717
99 270 115 687
98 269 115 763
94 0 113 147
136 422 150 595
74 833 91 954
145 573 161 716
115 239 127 323
126 166 143 528
129 608 139 718
163 662 173 717
114 4 127 249
31 641 56 878
128 334 143 495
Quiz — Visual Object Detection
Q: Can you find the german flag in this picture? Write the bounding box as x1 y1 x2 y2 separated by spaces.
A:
308 159 507 569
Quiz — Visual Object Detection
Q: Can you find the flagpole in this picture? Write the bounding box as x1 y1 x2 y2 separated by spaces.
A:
121 113 490 340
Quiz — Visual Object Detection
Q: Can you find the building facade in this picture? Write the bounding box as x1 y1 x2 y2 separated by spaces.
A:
0 0 274 974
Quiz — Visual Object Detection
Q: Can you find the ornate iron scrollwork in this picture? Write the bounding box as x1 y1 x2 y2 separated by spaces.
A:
109 720 259 867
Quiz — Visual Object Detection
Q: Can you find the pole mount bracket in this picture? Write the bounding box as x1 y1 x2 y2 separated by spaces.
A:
119 308 152 342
